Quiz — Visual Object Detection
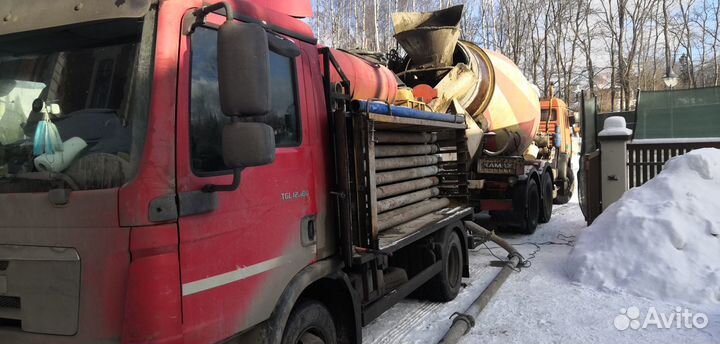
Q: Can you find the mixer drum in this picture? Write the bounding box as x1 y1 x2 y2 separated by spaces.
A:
389 5 541 158
465 44 541 156
395 41 541 158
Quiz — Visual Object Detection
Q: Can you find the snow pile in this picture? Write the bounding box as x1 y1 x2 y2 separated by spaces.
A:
567 148 720 305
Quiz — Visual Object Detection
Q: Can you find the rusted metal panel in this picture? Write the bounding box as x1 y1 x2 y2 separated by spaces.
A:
377 187 440 213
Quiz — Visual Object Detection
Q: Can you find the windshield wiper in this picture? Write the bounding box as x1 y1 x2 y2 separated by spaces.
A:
4 171 78 191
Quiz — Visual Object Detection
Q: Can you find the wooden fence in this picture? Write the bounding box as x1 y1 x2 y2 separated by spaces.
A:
627 140 720 188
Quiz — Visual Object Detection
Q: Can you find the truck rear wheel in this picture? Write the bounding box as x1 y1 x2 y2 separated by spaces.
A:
513 179 540 234
281 300 337 344
539 172 553 223
425 230 463 302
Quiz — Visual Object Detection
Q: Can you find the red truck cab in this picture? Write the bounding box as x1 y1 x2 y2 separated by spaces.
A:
0 1 342 343
0 1 472 343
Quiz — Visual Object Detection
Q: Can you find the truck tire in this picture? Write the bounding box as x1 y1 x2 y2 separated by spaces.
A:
554 161 574 204
425 230 464 302
281 300 337 344
539 172 553 223
513 179 540 234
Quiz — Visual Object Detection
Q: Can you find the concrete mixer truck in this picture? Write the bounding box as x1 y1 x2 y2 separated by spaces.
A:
0 1 568 343
388 5 575 234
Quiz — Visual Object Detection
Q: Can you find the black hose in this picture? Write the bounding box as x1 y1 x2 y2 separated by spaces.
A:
439 221 522 344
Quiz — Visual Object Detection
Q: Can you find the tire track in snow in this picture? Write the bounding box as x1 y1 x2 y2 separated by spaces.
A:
369 301 443 344
366 260 492 344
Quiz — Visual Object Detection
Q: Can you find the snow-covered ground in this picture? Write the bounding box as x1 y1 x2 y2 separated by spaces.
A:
363 152 719 344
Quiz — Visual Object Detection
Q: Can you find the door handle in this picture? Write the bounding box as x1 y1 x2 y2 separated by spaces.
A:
301 216 316 247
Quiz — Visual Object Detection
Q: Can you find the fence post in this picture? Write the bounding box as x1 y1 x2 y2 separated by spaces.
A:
598 116 633 209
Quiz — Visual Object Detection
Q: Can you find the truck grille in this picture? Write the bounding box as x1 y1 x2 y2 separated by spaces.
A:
0 295 20 309
0 245 81 335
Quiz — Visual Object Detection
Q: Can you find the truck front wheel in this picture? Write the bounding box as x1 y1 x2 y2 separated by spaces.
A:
554 161 574 204
281 300 337 344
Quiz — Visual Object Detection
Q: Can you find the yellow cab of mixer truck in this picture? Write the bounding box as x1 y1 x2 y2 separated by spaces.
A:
538 93 575 204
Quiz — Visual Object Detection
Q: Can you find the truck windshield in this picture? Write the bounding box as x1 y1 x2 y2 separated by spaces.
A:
540 109 556 122
0 19 148 193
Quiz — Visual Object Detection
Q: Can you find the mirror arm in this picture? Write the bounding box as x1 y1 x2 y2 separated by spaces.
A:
187 1 235 34
202 168 241 193
197 1 234 21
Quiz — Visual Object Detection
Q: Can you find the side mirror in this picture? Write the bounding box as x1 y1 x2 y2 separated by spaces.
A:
222 122 275 168
203 122 275 193
569 114 577 126
217 21 271 117
204 19 276 193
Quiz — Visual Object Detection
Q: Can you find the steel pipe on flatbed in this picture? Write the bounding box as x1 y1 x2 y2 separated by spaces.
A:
375 144 439 158
376 166 439 185
377 187 440 213
352 100 465 123
377 197 450 231
375 155 440 171
376 177 440 199
375 131 438 144
439 221 522 344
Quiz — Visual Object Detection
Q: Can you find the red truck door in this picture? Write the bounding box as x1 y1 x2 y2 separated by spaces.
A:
174 20 317 342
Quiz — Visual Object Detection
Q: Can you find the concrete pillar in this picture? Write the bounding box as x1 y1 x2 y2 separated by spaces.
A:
598 116 633 209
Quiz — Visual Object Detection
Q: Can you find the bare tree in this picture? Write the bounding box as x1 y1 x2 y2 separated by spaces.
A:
678 0 697 87
309 0 719 112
